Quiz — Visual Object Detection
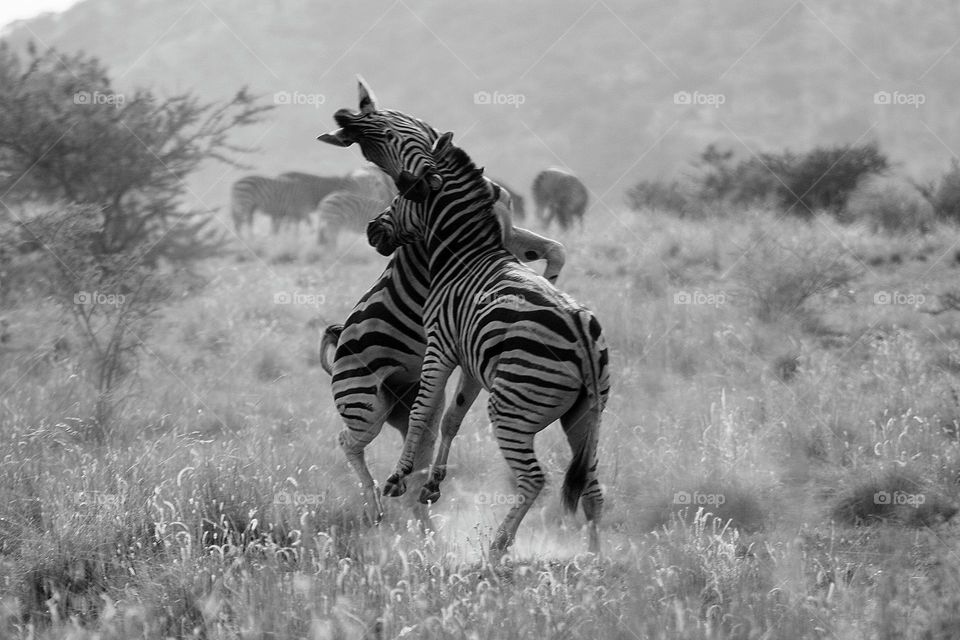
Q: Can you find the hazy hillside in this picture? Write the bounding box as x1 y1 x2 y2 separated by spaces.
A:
4 0 959 217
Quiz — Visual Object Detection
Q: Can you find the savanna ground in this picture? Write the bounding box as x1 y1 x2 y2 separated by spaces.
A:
2 204 960 639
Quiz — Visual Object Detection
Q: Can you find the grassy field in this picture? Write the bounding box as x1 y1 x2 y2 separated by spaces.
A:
2 206 960 639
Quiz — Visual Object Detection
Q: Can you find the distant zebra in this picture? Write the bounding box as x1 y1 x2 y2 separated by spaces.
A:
316 78 567 525
490 178 526 220
316 166 397 246
230 173 344 234
367 133 609 561
532 168 588 230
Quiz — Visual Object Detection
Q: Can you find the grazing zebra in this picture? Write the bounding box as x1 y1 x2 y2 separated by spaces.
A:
230 173 343 234
532 168 589 230
367 133 609 560
316 166 397 246
316 79 567 525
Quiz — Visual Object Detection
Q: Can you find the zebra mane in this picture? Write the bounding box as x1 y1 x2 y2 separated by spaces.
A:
433 142 493 209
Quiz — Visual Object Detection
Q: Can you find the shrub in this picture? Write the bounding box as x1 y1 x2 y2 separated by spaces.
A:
774 141 888 216
845 175 934 234
915 159 960 223
734 227 859 322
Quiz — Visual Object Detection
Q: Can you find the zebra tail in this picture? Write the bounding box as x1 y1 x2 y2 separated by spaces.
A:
319 324 344 376
561 311 604 514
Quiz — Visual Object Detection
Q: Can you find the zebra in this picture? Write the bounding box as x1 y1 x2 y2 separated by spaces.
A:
532 168 589 230
366 132 609 561
489 178 525 220
230 173 343 234
316 78 567 525
316 166 397 246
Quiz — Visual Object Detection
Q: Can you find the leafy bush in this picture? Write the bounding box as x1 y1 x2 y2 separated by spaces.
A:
773 141 888 216
0 42 269 258
915 159 960 223
845 175 934 234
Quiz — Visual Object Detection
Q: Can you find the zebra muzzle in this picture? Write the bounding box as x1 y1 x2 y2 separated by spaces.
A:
366 219 396 256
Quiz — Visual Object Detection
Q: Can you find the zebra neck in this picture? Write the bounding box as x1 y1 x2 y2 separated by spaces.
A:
426 216 505 280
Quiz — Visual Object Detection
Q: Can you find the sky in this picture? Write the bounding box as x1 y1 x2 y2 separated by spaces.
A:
0 0 79 29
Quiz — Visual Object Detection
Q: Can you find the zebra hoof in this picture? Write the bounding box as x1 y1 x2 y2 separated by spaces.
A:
419 484 441 504
383 474 407 497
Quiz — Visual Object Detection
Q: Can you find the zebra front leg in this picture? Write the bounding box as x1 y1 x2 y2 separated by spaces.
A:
383 349 455 498
420 373 482 504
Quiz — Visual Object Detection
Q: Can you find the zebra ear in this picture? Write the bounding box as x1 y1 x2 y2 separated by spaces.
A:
317 128 355 147
357 75 378 114
431 131 455 156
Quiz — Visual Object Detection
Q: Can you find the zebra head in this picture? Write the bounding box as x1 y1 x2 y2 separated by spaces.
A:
318 77 442 203
367 132 497 257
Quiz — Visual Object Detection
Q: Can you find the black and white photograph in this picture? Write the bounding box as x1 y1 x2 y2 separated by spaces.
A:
1 1 959 638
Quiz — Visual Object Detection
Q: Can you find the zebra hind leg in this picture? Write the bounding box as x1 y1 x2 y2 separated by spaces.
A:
419 373 483 505
487 399 547 564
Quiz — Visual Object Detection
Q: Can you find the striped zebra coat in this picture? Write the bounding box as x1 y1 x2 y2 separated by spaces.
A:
367 133 610 559
316 79 567 525
230 173 343 234
316 166 397 246
532 168 589 230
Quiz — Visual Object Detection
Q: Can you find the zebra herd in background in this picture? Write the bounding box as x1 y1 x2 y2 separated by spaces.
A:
314 78 609 561
230 157 588 244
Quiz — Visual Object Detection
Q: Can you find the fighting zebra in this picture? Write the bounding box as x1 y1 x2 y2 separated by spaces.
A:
316 166 397 246
316 78 567 525
367 133 609 561
230 173 343 234
490 178 526 220
532 168 589 230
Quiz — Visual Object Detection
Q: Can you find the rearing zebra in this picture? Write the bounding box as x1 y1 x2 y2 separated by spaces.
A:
367 133 609 560
316 79 567 525
532 168 589 230
230 172 343 234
